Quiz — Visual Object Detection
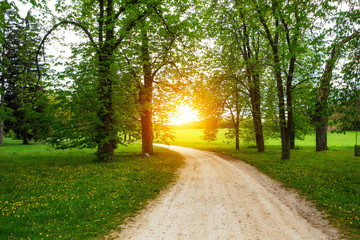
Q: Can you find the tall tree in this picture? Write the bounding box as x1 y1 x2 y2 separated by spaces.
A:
251 0 323 159
139 25 154 155
315 31 359 151
38 0 158 161
206 0 266 152
333 43 360 132
1 8 46 145
118 1 199 156
0 0 15 146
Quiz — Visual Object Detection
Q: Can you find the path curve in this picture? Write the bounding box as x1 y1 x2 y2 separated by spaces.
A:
109 145 340 240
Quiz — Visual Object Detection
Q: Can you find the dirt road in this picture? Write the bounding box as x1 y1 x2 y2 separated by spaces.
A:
110 145 340 240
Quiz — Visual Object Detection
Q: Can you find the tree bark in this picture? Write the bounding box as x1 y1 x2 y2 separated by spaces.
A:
250 75 265 152
140 27 154 156
272 42 293 159
141 106 153 155
290 122 295 149
240 23 265 153
96 0 117 162
235 127 240 149
97 50 116 162
315 31 359 151
273 43 291 159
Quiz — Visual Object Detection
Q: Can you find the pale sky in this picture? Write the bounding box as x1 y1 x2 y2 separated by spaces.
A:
12 0 85 74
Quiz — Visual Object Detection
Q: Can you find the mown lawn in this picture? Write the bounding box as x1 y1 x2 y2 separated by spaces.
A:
0 139 184 239
172 129 360 239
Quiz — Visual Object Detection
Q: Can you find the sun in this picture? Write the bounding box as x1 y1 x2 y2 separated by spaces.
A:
170 104 199 125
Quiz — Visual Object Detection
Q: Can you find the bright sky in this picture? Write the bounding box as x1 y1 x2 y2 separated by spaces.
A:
12 0 87 76
170 104 199 125
12 1 32 18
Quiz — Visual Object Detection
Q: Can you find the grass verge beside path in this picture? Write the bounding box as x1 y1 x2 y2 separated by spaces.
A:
0 139 184 240
172 129 360 239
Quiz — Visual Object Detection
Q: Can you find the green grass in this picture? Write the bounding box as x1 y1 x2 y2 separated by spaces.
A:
171 129 360 239
0 139 184 240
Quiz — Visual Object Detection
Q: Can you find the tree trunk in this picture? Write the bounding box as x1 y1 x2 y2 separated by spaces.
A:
22 133 29 145
235 125 240 150
97 65 116 162
250 76 265 152
96 86 116 162
252 107 265 152
242 25 265 153
290 122 295 149
315 31 359 151
273 49 291 159
316 119 328 151
140 27 154 156
141 108 153 155
285 55 295 154
276 64 291 160
95 0 119 162
315 53 334 151
96 48 116 162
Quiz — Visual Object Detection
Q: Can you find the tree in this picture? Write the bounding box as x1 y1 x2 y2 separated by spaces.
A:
224 85 248 150
249 0 326 159
1 7 47 145
315 31 359 150
37 0 159 161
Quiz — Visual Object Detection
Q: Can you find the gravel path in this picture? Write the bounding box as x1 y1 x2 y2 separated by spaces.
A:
109 145 340 240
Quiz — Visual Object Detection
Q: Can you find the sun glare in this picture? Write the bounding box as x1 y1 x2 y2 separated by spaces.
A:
170 104 199 125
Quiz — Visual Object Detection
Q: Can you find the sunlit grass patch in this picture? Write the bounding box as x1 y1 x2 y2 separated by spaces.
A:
0 139 184 239
172 129 360 239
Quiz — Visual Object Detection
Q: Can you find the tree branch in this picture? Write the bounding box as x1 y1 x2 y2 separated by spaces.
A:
292 76 318 89
36 20 97 81
112 11 149 51
114 0 140 20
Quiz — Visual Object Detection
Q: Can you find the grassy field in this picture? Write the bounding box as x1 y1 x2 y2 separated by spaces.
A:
172 128 359 149
0 139 184 239
171 129 360 239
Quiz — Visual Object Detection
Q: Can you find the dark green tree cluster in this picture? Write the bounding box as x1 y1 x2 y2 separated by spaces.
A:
1 5 47 145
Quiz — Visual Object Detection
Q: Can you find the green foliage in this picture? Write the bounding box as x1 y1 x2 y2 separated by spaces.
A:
332 38 360 132
0 139 184 239
1 8 48 144
46 48 103 149
224 119 257 145
0 1 15 45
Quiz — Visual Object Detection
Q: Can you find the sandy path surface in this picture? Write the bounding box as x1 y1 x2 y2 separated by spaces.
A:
109 145 340 240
